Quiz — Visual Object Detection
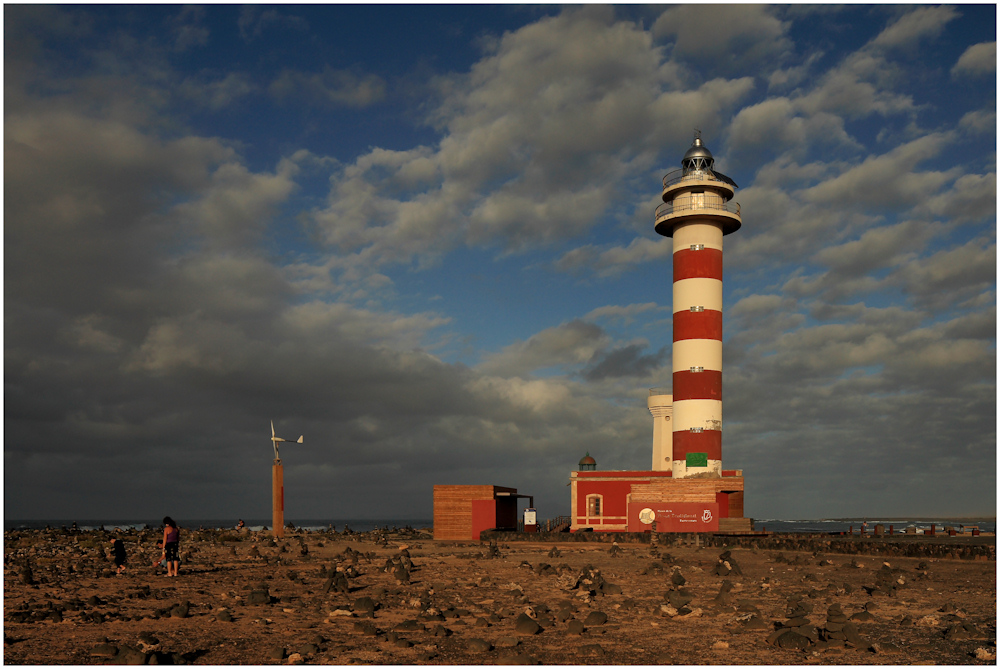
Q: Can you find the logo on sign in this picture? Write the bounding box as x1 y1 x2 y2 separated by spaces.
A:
638 508 656 525
702 509 713 523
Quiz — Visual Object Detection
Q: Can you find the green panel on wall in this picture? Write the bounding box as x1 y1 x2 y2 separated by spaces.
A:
686 452 708 467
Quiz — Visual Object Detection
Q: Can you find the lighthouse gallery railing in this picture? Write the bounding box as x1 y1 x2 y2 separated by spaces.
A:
655 199 741 219
662 168 732 190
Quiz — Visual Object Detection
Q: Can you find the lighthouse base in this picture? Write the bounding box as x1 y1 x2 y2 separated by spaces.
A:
570 469 748 533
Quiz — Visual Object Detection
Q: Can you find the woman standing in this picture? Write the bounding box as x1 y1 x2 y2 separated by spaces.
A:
161 517 180 577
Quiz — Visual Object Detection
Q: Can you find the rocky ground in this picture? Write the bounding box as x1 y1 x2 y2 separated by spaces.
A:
3 526 996 665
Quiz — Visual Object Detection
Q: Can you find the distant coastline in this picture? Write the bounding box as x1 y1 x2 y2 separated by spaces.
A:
3 518 434 533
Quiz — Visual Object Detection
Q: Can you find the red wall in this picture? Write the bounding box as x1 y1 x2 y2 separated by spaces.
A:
471 499 497 540
576 479 644 517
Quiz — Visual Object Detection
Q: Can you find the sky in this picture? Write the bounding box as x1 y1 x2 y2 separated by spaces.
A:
4 5 996 522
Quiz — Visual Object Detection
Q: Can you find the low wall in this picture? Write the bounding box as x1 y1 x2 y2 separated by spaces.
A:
478 530 996 561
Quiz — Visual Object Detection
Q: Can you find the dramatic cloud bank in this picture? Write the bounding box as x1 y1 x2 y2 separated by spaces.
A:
5 6 995 521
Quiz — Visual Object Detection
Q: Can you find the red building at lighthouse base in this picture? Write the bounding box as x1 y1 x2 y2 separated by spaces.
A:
569 461 750 533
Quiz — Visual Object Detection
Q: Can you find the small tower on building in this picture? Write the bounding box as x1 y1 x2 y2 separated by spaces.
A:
647 390 673 471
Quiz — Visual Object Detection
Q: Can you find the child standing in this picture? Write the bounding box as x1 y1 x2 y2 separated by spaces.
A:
110 537 128 575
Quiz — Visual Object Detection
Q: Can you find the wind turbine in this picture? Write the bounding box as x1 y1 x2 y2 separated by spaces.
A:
270 420 304 539
271 420 304 461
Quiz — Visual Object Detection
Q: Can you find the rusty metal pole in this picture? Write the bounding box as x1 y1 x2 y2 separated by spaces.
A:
272 459 284 539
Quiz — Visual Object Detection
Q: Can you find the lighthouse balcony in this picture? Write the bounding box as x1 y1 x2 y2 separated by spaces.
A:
661 168 736 198
654 199 741 237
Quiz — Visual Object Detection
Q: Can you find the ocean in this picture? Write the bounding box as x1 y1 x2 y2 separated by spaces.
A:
3 519 433 533
5 517 994 534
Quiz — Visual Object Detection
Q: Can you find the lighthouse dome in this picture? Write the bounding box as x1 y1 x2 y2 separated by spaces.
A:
682 136 715 173
578 453 597 471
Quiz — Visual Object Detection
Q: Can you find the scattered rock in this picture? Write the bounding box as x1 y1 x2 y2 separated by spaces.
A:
514 613 541 635
973 647 996 661
90 643 118 658
466 638 492 652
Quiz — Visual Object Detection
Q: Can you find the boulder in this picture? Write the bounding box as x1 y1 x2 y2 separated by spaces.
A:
514 613 541 635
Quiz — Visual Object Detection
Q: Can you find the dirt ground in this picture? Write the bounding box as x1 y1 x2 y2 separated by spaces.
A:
3 527 996 665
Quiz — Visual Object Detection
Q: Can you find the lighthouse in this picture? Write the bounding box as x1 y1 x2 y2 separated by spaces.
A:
654 132 741 478
567 132 749 533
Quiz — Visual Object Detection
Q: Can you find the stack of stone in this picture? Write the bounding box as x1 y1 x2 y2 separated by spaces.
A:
849 602 877 622
713 550 742 577
867 562 904 597
766 599 816 650
816 603 864 649
661 586 695 617
484 540 502 560
709 579 735 609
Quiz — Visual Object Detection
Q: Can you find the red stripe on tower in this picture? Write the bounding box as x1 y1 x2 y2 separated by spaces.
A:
672 369 722 401
673 309 723 341
673 248 723 281
671 430 722 461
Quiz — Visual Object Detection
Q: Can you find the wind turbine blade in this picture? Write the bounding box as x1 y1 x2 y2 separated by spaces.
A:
297 436 304 444
271 420 275 438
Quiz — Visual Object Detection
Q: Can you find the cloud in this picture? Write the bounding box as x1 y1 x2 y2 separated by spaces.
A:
555 237 673 277
307 7 755 272
869 6 958 50
959 109 997 135
238 6 308 42
477 319 609 378
181 73 257 110
583 342 666 381
269 67 387 108
584 303 663 324
893 238 997 310
170 6 209 52
951 41 997 77
802 134 957 209
783 220 942 301
652 5 791 73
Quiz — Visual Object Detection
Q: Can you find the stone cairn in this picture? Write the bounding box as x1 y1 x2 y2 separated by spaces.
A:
766 598 816 650
648 521 660 558
817 603 865 649
713 549 743 577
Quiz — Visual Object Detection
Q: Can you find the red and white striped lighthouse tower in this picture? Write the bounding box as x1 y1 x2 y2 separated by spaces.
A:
654 132 741 478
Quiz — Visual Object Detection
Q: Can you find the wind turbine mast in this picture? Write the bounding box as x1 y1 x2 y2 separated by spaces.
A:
270 420 304 539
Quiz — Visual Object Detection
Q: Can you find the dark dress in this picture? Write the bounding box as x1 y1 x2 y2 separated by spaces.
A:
113 540 127 567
